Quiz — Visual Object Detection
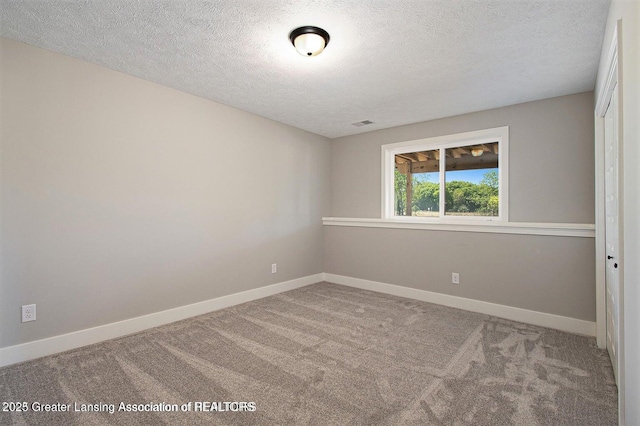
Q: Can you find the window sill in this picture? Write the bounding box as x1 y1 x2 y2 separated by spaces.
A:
322 217 595 238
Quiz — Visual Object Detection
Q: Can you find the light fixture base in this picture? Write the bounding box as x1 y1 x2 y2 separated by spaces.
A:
289 26 330 57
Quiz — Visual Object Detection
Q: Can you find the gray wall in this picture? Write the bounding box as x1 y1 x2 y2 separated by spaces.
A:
0 38 331 348
0 36 602 353
331 92 595 223
324 228 595 321
326 93 596 321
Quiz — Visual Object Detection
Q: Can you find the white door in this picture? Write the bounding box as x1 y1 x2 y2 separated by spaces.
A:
604 84 620 384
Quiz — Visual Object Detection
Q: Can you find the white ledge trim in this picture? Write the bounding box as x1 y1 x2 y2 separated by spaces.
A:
322 217 595 238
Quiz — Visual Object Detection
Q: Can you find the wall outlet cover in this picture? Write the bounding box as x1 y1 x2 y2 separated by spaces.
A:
22 304 36 322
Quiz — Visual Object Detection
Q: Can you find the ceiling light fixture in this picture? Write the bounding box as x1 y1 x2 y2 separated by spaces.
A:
289 26 330 57
471 148 484 157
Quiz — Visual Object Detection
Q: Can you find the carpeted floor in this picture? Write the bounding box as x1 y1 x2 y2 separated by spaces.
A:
0 282 617 425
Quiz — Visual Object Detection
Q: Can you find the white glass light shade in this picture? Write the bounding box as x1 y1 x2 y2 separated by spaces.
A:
294 33 326 56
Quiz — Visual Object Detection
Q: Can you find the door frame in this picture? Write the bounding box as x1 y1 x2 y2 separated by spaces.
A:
594 21 624 419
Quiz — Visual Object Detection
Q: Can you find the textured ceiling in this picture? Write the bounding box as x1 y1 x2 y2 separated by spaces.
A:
0 1 610 139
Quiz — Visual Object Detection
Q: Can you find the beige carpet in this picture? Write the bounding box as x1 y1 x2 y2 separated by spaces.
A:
0 282 617 425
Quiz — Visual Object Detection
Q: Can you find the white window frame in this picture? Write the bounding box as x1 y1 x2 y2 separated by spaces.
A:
381 126 509 222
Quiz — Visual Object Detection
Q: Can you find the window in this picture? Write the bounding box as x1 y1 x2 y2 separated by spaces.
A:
382 126 508 221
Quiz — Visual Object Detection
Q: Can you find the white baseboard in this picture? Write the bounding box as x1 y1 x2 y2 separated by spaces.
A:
323 273 596 337
0 272 596 367
0 274 323 368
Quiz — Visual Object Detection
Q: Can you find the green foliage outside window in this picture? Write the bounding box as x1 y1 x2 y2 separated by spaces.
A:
394 169 407 215
395 169 498 216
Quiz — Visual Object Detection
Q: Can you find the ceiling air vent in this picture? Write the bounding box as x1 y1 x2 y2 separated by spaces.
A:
351 120 374 127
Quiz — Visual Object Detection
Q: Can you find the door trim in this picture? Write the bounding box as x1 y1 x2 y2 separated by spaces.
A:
595 20 624 424
595 25 618 350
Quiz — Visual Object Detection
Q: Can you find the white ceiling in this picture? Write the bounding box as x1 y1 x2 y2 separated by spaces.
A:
0 1 610 139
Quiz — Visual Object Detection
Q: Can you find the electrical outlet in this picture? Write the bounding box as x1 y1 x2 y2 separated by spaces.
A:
452 273 460 285
22 304 36 322
271 263 277 274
